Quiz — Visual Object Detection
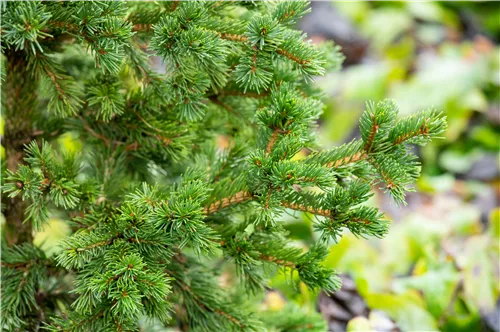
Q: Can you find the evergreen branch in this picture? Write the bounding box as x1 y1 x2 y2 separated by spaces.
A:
45 70 68 101
219 32 248 43
204 191 253 214
259 254 296 268
174 278 246 329
281 202 331 218
213 309 246 328
132 23 152 32
166 254 255 330
389 109 447 146
359 100 397 153
29 52 83 117
152 133 172 147
134 112 167 134
276 48 309 66
73 240 111 252
272 1 310 25
326 151 367 168
47 20 79 31
392 124 429 145
78 116 111 147
169 1 181 12
208 96 255 127
220 90 268 99
363 113 379 152
266 130 280 154
132 24 248 43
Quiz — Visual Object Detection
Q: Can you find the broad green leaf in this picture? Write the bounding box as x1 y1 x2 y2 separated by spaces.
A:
393 266 460 317
366 292 438 331
379 227 412 276
416 174 455 194
460 235 498 312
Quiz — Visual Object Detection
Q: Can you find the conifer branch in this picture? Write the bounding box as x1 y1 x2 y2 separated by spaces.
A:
325 151 368 168
175 278 246 329
363 113 379 152
78 116 111 147
281 202 332 218
276 48 309 65
259 255 296 268
132 24 152 32
218 32 248 43
73 240 111 252
204 191 253 214
266 130 280 154
221 90 268 99
208 96 254 126
392 123 429 145
170 1 180 11
134 112 167 134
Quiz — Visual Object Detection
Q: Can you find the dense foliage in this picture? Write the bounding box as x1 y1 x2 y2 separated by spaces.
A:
1 1 446 331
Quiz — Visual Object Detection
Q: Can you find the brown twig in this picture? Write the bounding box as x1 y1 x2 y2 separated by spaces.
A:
364 113 379 152
73 240 112 252
209 96 241 119
204 191 253 214
135 111 167 134
219 33 248 43
132 24 153 32
266 130 279 154
259 254 296 268
393 120 430 145
276 48 309 65
44 68 72 105
78 115 111 147
281 202 332 218
326 151 368 168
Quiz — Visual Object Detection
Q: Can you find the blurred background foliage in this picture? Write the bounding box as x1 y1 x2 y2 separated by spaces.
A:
294 2 499 331
2 2 498 331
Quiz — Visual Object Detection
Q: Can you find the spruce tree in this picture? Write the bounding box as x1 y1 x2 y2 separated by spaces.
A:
1 1 446 331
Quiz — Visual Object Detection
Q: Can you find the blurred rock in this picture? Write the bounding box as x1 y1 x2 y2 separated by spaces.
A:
482 298 500 332
471 185 499 225
299 2 368 65
318 274 400 331
486 105 500 125
466 154 499 181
